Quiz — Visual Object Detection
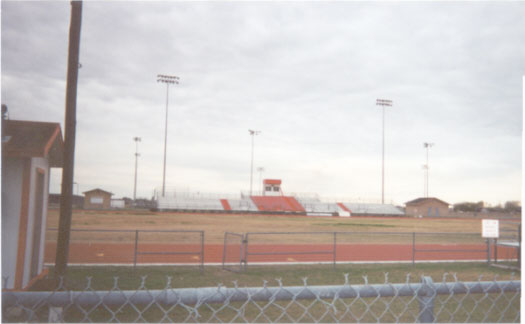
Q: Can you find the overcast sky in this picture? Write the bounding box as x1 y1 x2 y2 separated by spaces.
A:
2 1 523 206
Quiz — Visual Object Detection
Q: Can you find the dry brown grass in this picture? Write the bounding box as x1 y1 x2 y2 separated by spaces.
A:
46 209 489 244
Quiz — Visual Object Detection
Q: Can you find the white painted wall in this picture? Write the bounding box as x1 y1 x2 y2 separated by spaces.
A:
1 156 50 289
110 199 125 208
1 157 24 289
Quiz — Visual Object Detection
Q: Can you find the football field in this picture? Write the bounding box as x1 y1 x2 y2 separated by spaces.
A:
44 209 520 265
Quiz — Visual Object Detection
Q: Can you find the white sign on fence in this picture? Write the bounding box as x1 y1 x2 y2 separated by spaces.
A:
482 219 499 238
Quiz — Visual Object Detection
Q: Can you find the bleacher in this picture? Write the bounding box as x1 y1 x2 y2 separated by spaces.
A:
250 196 305 213
341 203 404 216
295 197 339 216
226 198 259 212
154 185 406 217
157 196 223 211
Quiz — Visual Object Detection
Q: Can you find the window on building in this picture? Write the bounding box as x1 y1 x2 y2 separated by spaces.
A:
273 187 279 192
91 196 103 204
265 186 272 191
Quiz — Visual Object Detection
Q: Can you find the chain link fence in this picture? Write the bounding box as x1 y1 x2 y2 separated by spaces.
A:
2 274 520 323
46 228 205 269
222 232 245 272
224 231 500 270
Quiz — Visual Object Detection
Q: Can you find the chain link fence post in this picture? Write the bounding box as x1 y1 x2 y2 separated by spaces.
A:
412 232 416 265
200 231 205 272
242 234 248 272
487 238 491 264
133 230 139 269
333 232 337 269
418 276 435 323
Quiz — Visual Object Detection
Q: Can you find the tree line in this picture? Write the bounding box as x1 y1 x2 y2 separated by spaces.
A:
453 201 521 213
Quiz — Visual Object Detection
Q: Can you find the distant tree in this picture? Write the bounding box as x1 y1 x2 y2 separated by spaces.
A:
486 204 504 213
453 201 484 212
504 201 521 213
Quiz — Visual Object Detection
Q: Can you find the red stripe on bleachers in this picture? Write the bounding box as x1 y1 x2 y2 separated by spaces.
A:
337 202 350 212
250 196 305 212
220 199 232 211
284 196 306 212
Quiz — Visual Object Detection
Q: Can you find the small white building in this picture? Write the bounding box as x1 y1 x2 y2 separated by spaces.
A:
1 118 63 290
110 199 125 209
262 179 283 196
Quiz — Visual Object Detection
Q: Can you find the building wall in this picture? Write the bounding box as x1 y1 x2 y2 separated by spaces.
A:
110 199 125 209
1 156 50 289
84 191 112 209
1 157 24 289
406 201 449 217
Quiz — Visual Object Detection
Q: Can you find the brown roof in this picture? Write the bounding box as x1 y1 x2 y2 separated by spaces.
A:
405 197 450 206
83 188 114 196
2 119 63 167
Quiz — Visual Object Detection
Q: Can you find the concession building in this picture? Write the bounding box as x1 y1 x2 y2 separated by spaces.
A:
405 197 450 217
1 118 63 290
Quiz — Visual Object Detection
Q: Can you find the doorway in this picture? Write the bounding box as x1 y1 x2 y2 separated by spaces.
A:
30 170 45 279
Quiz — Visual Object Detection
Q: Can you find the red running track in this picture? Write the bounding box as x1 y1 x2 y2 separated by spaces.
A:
44 243 519 264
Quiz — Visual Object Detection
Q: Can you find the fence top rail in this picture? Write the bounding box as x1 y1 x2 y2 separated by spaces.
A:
47 228 136 233
247 231 337 236
246 231 482 236
335 231 481 236
137 229 204 234
47 228 204 234
3 279 520 308
224 232 244 237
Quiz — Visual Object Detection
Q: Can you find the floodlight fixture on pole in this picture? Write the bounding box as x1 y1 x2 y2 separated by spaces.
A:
376 99 393 204
257 166 265 194
157 74 179 197
423 142 434 197
249 129 261 196
421 164 428 197
133 137 141 201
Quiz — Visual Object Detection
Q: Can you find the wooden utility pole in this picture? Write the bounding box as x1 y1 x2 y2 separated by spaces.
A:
55 0 82 279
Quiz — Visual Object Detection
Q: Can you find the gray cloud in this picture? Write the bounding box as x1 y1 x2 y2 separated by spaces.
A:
2 1 523 205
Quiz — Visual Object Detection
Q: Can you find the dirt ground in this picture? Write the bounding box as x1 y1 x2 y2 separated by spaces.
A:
45 208 507 244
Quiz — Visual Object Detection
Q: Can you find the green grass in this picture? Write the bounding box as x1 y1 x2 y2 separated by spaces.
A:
32 262 519 291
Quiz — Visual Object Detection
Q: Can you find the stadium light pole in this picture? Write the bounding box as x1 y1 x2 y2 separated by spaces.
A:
423 142 434 197
376 99 393 205
133 137 141 201
257 167 265 195
249 130 261 196
157 74 179 197
421 165 427 197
